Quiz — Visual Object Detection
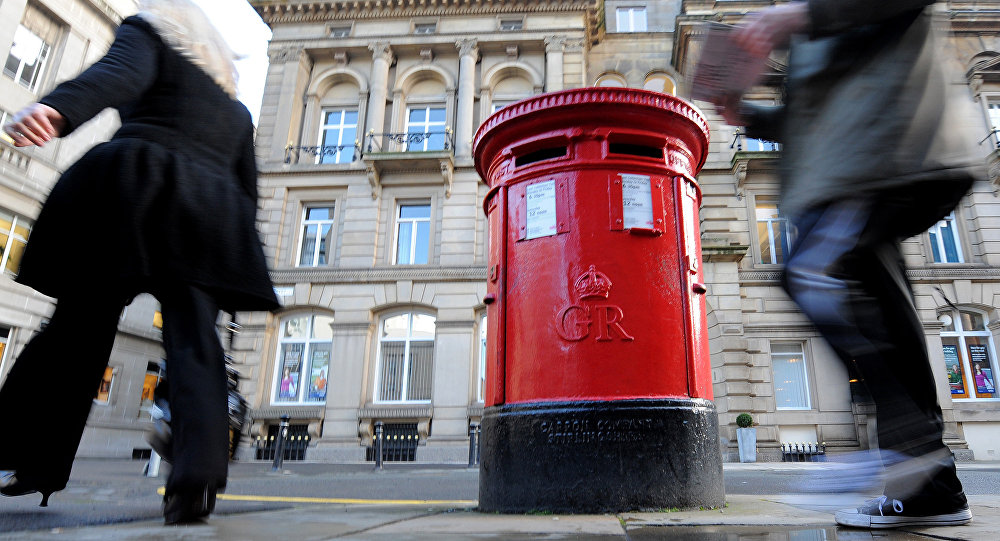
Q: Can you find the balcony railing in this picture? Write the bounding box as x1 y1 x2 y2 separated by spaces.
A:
365 129 454 154
731 131 781 152
284 143 362 165
980 128 1000 150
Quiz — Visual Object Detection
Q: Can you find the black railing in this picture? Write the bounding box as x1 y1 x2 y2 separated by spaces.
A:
980 128 1000 149
731 131 781 152
365 129 454 154
366 422 419 462
255 423 310 461
285 143 362 164
781 441 826 462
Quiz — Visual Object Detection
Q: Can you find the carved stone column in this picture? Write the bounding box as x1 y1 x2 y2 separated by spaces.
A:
366 42 394 142
455 38 479 159
544 36 567 93
266 45 312 162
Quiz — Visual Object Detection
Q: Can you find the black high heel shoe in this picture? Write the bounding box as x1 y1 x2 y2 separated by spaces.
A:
163 486 217 525
0 473 56 507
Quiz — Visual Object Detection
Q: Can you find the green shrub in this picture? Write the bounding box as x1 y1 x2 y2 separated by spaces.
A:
736 413 753 428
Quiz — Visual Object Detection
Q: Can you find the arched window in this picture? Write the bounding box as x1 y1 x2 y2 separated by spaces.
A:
273 314 334 404
643 72 675 95
596 73 627 88
940 309 997 400
375 312 435 402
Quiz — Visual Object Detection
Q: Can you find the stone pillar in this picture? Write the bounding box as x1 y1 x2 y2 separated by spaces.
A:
544 36 567 92
455 39 479 159
366 42 394 143
266 46 312 162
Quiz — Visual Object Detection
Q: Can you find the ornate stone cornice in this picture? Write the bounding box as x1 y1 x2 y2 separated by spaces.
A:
268 45 306 64
251 0 601 24
544 35 568 52
271 265 488 284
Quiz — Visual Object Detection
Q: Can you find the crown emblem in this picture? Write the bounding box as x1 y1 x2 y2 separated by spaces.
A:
574 265 612 300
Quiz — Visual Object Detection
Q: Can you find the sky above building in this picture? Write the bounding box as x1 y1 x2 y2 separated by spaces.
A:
190 0 272 124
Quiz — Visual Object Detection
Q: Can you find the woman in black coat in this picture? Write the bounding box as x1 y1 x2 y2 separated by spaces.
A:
0 0 278 524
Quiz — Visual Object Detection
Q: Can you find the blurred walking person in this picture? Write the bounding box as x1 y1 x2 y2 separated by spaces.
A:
0 0 278 524
715 0 984 530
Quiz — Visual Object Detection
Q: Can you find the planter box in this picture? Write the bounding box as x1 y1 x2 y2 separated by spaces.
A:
736 427 757 463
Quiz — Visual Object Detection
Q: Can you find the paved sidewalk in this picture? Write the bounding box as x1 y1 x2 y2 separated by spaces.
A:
3 492 997 540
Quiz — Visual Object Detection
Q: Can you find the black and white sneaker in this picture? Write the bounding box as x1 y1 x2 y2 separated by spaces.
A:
835 495 973 529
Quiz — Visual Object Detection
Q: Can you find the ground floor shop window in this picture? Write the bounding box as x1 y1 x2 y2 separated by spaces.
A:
772 342 812 410
375 312 435 402
273 314 334 404
941 309 997 399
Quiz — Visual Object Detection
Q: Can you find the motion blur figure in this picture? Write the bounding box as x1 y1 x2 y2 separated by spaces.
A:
0 0 278 524
716 0 984 530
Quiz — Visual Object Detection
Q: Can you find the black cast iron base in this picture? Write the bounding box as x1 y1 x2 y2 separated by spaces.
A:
478 398 724 513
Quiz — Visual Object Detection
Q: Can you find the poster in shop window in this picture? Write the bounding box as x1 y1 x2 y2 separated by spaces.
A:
309 349 330 401
943 344 965 395
968 344 996 395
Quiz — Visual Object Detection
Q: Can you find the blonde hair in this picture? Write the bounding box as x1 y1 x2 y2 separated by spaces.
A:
137 0 238 98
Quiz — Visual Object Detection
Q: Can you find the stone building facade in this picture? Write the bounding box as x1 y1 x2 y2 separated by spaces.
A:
3 0 998 464
243 0 1000 464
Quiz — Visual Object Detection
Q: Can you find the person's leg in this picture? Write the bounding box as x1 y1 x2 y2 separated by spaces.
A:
782 198 965 515
0 294 125 498
158 284 227 522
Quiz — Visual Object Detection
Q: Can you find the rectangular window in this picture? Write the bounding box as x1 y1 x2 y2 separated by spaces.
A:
138 361 163 418
395 203 431 265
318 109 358 164
616 6 648 32
95 366 114 404
405 107 447 152
298 205 336 267
772 342 811 410
413 22 436 34
0 209 32 276
499 19 523 31
929 212 964 263
743 137 780 152
328 25 352 38
755 196 791 265
5 6 59 93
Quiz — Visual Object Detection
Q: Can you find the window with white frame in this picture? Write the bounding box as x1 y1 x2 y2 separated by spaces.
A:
0 110 13 144
375 312 435 402
928 212 963 263
616 6 648 32
478 314 487 403
940 309 997 400
413 22 437 34
772 342 812 409
395 203 431 265
499 18 523 31
274 314 334 404
4 5 60 92
988 100 1000 148
0 209 32 276
318 109 358 164
138 361 163 418
405 106 447 151
298 205 336 267
755 196 792 265
95 366 115 404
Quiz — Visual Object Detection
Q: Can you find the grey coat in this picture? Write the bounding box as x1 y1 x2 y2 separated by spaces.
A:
743 0 986 222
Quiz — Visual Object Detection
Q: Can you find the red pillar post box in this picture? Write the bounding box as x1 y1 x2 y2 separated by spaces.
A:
473 88 723 513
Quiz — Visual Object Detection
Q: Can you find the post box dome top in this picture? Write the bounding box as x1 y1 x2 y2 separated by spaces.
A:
473 88 710 181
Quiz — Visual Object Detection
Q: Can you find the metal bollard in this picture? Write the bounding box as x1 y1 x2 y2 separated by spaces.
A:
374 421 385 470
468 422 480 467
272 415 290 471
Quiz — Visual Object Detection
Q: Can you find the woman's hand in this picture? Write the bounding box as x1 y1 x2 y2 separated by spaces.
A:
3 103 66 148
732 2 811 58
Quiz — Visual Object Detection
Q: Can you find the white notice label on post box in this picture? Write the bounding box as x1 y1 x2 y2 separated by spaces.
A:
621 173 654 229
525 180 557 239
